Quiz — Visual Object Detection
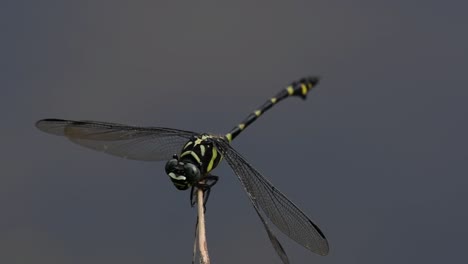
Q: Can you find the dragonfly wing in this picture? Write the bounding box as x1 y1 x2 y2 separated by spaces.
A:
214 138 329 260
251 198 290 264
36 119 198 161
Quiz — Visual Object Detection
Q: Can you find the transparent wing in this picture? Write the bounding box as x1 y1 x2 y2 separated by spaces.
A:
36 119 198 161
214 138 329 261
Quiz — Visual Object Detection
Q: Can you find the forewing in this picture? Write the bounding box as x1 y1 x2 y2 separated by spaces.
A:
214 138 329 259
36 119 198 161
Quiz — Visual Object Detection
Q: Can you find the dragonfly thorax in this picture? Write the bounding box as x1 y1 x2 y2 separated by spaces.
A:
165 134 223 190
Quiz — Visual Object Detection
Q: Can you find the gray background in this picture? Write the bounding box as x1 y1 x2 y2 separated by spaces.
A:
2 0 467 263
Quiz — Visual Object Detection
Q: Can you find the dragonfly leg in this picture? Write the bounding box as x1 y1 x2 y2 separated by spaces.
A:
190 175 219 209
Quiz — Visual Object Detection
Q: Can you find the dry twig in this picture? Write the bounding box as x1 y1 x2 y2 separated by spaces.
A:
197 188 210 264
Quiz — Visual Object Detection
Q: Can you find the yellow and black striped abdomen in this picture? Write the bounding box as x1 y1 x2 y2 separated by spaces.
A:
180 134 223 174
225 77 319 142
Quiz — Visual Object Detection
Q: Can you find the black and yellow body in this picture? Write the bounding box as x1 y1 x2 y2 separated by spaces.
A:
165 134 222 190
35 76 329 263
165 77 319 191
225 77 319 142
180 134 223 174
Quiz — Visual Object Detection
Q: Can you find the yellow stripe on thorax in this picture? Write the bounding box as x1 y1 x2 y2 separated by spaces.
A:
301 84 308 95
180 150 201 164
207 147 218 172
200 145 206 156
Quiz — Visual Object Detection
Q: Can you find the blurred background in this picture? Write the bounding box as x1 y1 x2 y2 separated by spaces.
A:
1 0 467 263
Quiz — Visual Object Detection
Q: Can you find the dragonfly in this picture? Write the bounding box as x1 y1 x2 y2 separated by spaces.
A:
36 77 329 263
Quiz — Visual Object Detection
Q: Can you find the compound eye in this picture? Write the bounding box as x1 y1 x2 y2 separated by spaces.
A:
165 159 179 174
183 163 201 183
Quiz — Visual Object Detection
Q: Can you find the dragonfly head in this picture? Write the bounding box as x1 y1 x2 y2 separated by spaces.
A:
165 154 201 190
